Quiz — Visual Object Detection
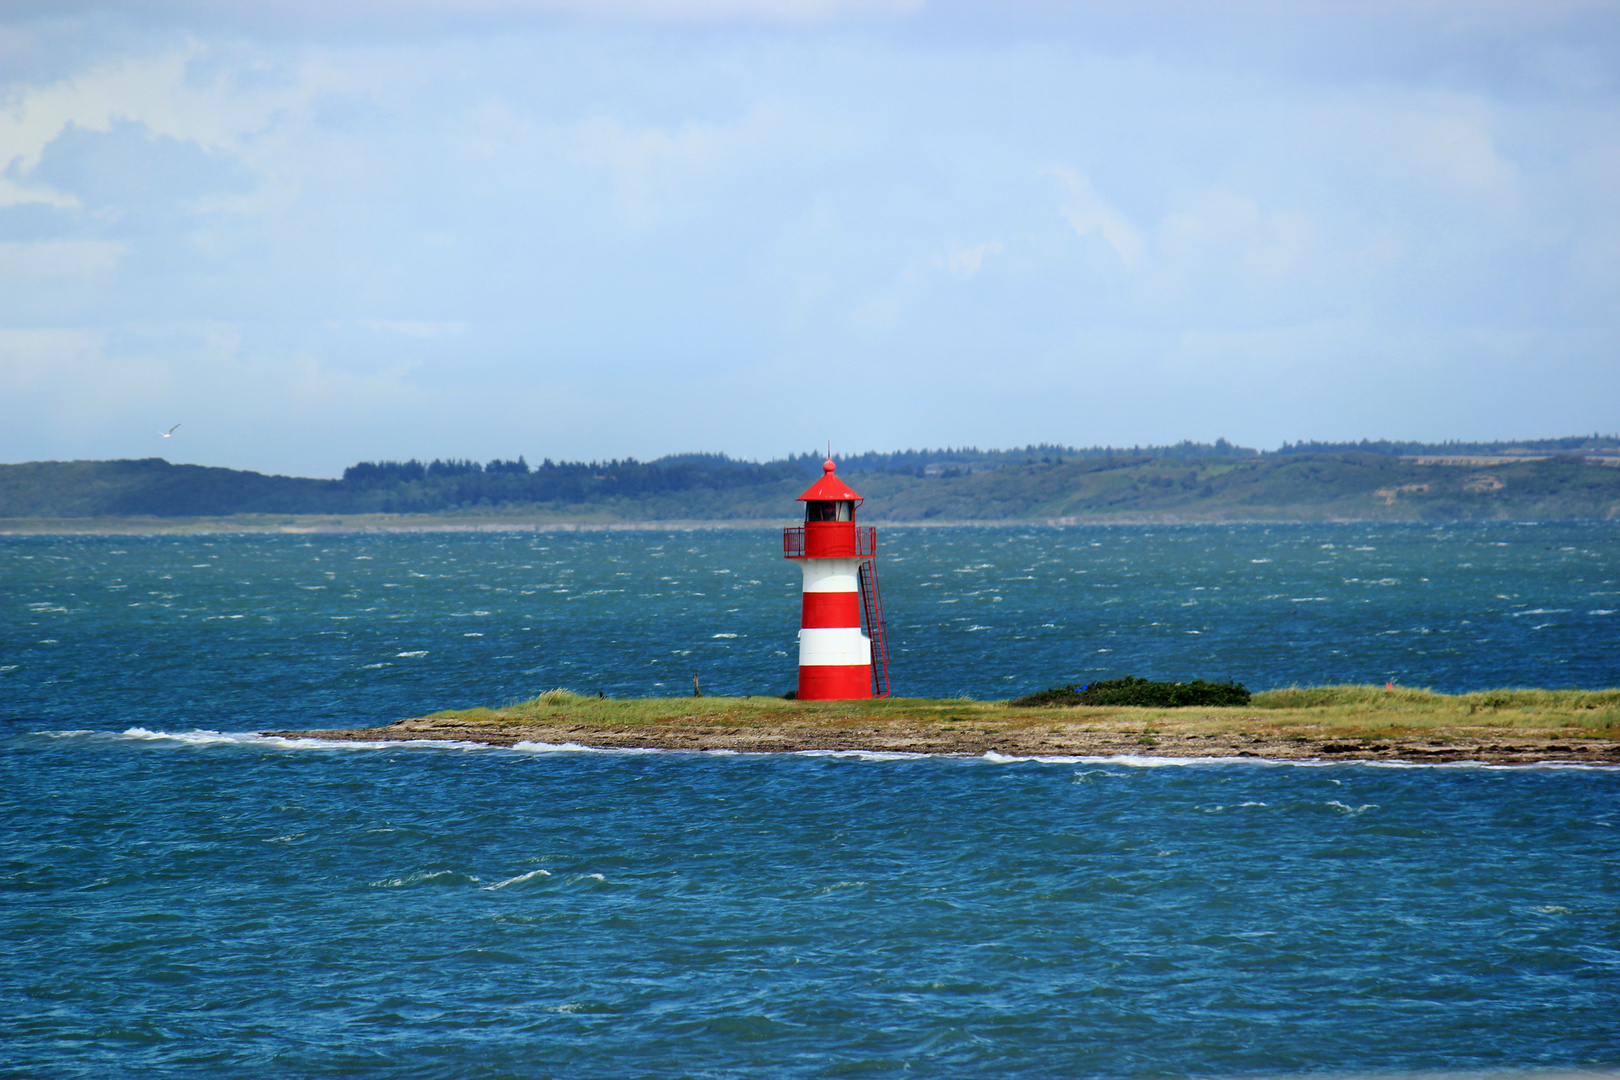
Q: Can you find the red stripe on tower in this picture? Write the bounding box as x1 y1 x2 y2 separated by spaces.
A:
801 591 861 628
783 457 890 700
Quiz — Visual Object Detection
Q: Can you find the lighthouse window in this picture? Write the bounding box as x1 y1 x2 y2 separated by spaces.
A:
806 500 854 522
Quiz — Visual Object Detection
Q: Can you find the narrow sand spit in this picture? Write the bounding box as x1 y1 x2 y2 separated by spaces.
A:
268 716 1620 765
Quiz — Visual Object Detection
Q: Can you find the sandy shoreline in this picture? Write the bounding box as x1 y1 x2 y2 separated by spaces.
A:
266 717 1620 765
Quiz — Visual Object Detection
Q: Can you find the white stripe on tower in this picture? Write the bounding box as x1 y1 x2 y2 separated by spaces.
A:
798 558 872 669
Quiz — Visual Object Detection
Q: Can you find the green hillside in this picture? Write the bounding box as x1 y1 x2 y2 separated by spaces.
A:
0 459 347 518
3 447 1619 524
852 453 1620 522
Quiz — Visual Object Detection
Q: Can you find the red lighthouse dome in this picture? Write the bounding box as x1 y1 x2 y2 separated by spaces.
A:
782 458 891 699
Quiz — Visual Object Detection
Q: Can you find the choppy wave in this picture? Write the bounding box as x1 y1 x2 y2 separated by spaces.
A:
371 869 481 889
7 523 1620 1077
482 868 552 891
111 727 489 751
793 748 932 762
981 749 1266 767
8 705 1620 1078
511 740 666 754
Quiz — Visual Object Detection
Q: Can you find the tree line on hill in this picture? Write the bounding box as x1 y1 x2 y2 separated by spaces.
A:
338 453 810 505
0 454 816 518
335 431 1620 491
1270 435 1620 456
793 434 1620 475
1 436 1617 520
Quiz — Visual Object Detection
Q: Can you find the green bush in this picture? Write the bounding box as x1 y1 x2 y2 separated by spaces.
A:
1010 676 1250 708
1008 686 1090 707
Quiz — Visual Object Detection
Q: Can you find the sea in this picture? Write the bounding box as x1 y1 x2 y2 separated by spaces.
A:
3 522 1618 1078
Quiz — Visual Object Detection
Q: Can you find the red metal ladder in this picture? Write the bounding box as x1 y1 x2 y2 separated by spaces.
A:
858 560 892 698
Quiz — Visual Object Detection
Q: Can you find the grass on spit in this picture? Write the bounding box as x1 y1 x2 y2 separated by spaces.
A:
428 685 1620 741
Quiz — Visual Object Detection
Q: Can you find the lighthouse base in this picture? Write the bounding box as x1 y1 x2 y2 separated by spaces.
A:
797 664 873 701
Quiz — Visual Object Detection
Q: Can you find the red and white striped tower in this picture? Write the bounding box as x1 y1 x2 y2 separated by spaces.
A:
783 458 890 700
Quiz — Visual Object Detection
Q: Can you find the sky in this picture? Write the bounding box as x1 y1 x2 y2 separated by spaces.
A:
2 0 1617 477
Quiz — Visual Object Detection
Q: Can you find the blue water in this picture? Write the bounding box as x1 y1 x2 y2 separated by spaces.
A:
3 523 1619 1076
4 523 1619 727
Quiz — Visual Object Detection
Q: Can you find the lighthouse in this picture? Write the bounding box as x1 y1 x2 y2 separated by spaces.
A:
783 458 891 700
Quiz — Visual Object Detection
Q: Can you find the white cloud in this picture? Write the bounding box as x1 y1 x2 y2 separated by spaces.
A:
558 100 838 230
1050 167 1145 268
356 320 468 338
0 327 109 392
0 176 79 208
1144 192 1317 311
1 4 1616 470
0 327 175 441
3 45 219 170
1164 319 1362 372
0 321 454 470
0 40 342 238
68 0 926 27
508 0 925 20
566 111 740 228
1384 99 1520 205
942 240 1001 277
0 239 124 283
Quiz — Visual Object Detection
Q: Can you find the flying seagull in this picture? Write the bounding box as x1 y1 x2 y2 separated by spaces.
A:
159 424 180 438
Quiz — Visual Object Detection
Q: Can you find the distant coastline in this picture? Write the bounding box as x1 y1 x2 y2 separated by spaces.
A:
11 508 1620 536
5 442 1620 529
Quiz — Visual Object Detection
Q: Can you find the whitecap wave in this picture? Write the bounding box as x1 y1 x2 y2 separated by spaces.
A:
1346 758 1619 772
983 750 1269 767
371 869 479 888
511 740 665 754
793 748 932 761
483 869 552 891
115 727 487 751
